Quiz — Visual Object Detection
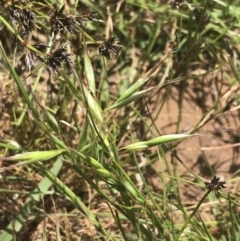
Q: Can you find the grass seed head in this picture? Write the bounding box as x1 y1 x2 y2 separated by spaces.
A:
26 43 49 71
50 5 76 35
168 0 184 9
99 37 123 59
45 43 73 75
8 5 36 33
204 175 227 193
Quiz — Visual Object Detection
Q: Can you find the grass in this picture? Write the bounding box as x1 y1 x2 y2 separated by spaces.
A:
0 0 240 240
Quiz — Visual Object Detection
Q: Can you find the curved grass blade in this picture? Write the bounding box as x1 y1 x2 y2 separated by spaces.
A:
0 149 66 172
1 149 66 162
84 53 96 95
121 134 191 150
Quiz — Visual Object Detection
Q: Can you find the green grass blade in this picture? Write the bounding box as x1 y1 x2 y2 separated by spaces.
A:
1 149 66 162
0 156 64 241
121 134 191 150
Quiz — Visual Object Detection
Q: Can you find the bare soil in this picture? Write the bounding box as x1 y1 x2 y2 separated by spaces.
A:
151 69 240 198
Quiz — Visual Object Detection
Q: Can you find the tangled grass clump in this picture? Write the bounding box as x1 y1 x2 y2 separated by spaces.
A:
0 0 240 240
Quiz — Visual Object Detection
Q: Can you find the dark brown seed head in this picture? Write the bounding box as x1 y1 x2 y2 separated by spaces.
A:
45 43 73 75
204 175 226 193
50 5 76 35
8 5 36 33
99 37 123 59
169 0 184 9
